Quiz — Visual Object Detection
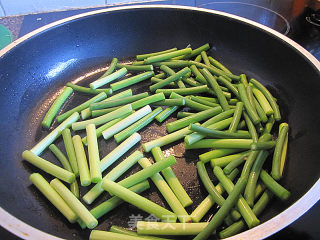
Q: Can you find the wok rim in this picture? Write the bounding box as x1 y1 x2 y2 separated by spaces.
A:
0 4 319 240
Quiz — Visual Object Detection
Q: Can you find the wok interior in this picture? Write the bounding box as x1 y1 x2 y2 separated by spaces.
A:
0 7 319 239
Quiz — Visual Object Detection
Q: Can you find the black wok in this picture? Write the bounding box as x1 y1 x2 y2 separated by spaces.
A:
0 5 319 240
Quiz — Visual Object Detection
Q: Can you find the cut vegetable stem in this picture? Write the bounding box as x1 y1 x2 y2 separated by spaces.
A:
102 179 177 222
31 112 79 155
151 147 193 207
166 106 222 133
102 105 152 140
138 158 191 223
42 86 73 128
29 173 77 223
50 178 98 229
100 132 141 173
142 126 194 152
72 135 91 186
90 67 127 89
72 104 133 131
86 124 102 183
57 92 106 123
115 107 162 142
22 150 75 184
83 151 143 205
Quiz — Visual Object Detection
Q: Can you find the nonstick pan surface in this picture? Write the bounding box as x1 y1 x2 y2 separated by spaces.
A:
0 5 319 240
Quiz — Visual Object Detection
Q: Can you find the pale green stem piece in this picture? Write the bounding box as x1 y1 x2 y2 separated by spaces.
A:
101 179 177 222
72 135 91 186
110 225 170 240
31 112 79 155
190 168 239 223
142 126 194 152
83 151 143 205
137 222 209 236
50 178 98 229
49 144 79 197
22 150 75 184
166 107 222 133
90 230 153 240
79 181 149 229
114 107 162 143
100 132 141 173
138 158 191 223
90 67 127 89
82 116 129 145
184 117 233 146
110 71 154 91
114 156 176 192
136 47 178 60
102 105 152 140
42 86 73 128
86 124 102 183
29 173 77 223
56 92 106 123
151 147 193 207
62 128 79 176
72 104 133 131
